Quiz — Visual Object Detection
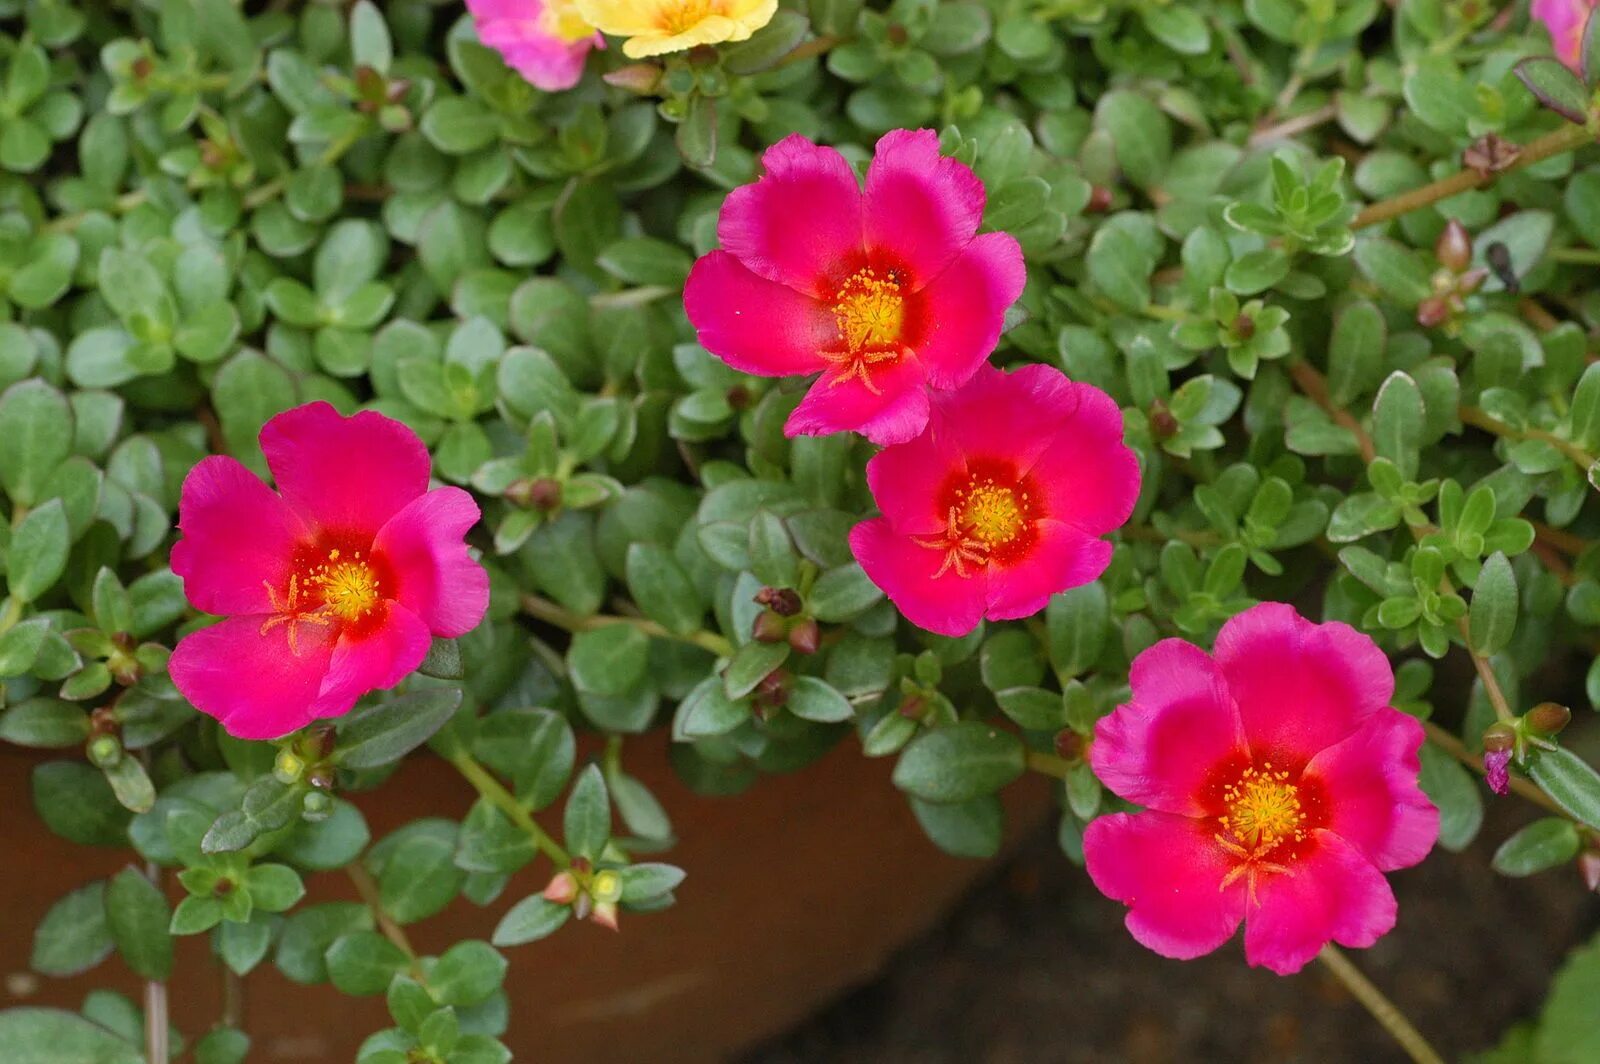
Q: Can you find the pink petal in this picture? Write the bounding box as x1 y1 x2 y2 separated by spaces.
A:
683 251 832 377
718 134 864 297
908 232 1025 389
848 518 985 637
862 129 986 288
785 355 931 445
260 402 431 538
495 37 601 92
169 614 336 740
927 364 1077 473
1243 830 1398 975
309 602 432 720
984 520 1112 622
862 428 965 537
1215 603 1394 765
372 487 490 637
171 456 309 616
1303 708 1439 872
1083 811 1247 961
1091 639 1248 816
1030 384 1143 535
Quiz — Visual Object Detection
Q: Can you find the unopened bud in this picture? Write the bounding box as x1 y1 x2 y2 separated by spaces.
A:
302 790 334 821
1526 702 1572 737
1053 730 1084 761
687 43 718 66
590 899 620 931
543 871 579 905
213 877 234 896
787 617 821 655
755 587 803 616
1580 850 1600 893
590 869 623 903
1416 295 1451 329
1231 313 1255 341
1482 722 1517 753
1435 220 1473 273
1483 748 1511 796
377 103 411 133
306 766 336 791
130 57 153 80
1148 399 1178 440
274 749 306 784
897 694 927 721
1086 185 1114 213
726 384 751 410
751 610 787 644
87 734 123 769
886 23 909 45
1456 267 1489 295
754 669 790 710
603 63 663 94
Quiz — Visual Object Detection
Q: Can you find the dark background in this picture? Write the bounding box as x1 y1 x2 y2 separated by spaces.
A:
746 796 1595 1063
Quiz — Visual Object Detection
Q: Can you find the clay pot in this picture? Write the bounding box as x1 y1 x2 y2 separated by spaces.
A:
2 736 1051 1061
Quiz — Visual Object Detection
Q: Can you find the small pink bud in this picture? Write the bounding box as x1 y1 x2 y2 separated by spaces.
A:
1526 702 1572 737
1483 748 1511 797
1148 399 1178 440
1054 730 1084 761
591 900 620 931
787 618 821 655
1435 220 1473 273
603 63 663 94
1580 850 1600 893
751 611 787 644
1416 296 1451 329
754 587 803 616
543 871 579 905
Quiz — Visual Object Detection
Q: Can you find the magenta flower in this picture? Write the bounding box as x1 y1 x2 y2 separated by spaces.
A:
847 364 1139 636
683 129 1026 445
466 0 604 92
169 403 489 740
1083 604 1439 975
1532 0 1598 69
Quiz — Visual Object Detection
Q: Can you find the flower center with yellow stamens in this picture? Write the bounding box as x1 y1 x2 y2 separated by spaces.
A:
832 267 905 353
657 0 724 34
959 482 1026 547
1219 763 1304 852
305 549 382 622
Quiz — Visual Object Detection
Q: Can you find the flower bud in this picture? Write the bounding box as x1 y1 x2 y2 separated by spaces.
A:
1415 295 1451 329
787 617 821 655
87 734 123 769
590 869 623 904
886 23 910 45
754 587 803 616
1086 186 1113 213
1580 849 1600 893
1456 267 1489 295
1147 399 1178 440
591 900 620 931
754 668 790 710
897 694 927 721
1482 722 1517 752
1526 702 1572 737
1231 313 1256 341
302 790 334 822
687 43 718 66
1435 220 1473 273
306 766 336 791
726 384 752 410
274 749 306 784
751 610 787 644
604 63 663 94
1053 729 1084 762
543 871 579 905
1483 748 1511 796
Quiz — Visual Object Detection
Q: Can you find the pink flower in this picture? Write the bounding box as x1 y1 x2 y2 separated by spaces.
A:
168 403 489 740
466 0 604 92
683 129 1026 446
847 364 1139 636
1083 604 1439 975
1532 0 1598 69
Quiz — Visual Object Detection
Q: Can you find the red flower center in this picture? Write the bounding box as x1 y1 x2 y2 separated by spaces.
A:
259 538 394 653
913 460 1041 577
1206 758 1328 904
821 266 908 393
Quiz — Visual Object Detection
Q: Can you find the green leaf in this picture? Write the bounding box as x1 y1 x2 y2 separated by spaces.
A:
1418 744 1483 852
0 379 72 506
105 867 173 979
33 761 129 846
246 863 306 912
1371 371 1424 480
1515 57 1589 124
349 0 393 73
808 563 883 622
0 697 86 746
596 237 692 288
1352 239 1431 307
31 881 113 977
722 640 789 699
892 722 1026 802
491 895 570 947
563 763 610 860
1045 583 1109 678
427 940 507 1007
1094 90 1171 188
910 795 1003 858
325 930 408 995
0 1009 142 1064
567 624 650 697
1535 930 1600 1063
1469 552 1518 656
337 689 464 769
625 543 704 636
618 862 685 903
786 676 854 723
1490 817 1580 877
1527 747 1600 830
1327 300 1386 405
194 1028 251 1064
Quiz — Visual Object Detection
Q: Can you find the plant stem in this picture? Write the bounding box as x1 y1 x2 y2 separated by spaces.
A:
1351 122 1593 229
450 752 571 869
1317 944 1445 1064
221 967 243 1029
521 593 734 658
1288 360 1376 462
1249 102 1338 147
773 32 846 69
346 863 424 980
1025 750 1074 779
1551 246 1600 264
1423 719 1569 817
1459 404 1598 477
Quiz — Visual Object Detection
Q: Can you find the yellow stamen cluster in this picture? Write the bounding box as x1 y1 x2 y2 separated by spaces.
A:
959 480 1026 547
258 549 383 656
820 268 907 395
1214 762 1307 906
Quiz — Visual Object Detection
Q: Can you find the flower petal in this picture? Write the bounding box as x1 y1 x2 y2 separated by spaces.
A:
1030 384 1143 535
863 128 986 287
849 517 985 637
169 614 336 741
1215 602 1394 765
261 402 431 537
785 355 931 445
372 487 490 637
1303 708 1439 871
984 520 1112 622
171 456 310 616
909 232 1025 389
310 602 433 720
928 364 1078 472
1083 811 1247 961
862 427 964 537
717 134 863 296
683 251 832 377
1243 830 1398 975
1091 639 1248 816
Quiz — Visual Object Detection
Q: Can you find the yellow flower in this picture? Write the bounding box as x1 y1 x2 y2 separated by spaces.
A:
575 0 777 58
